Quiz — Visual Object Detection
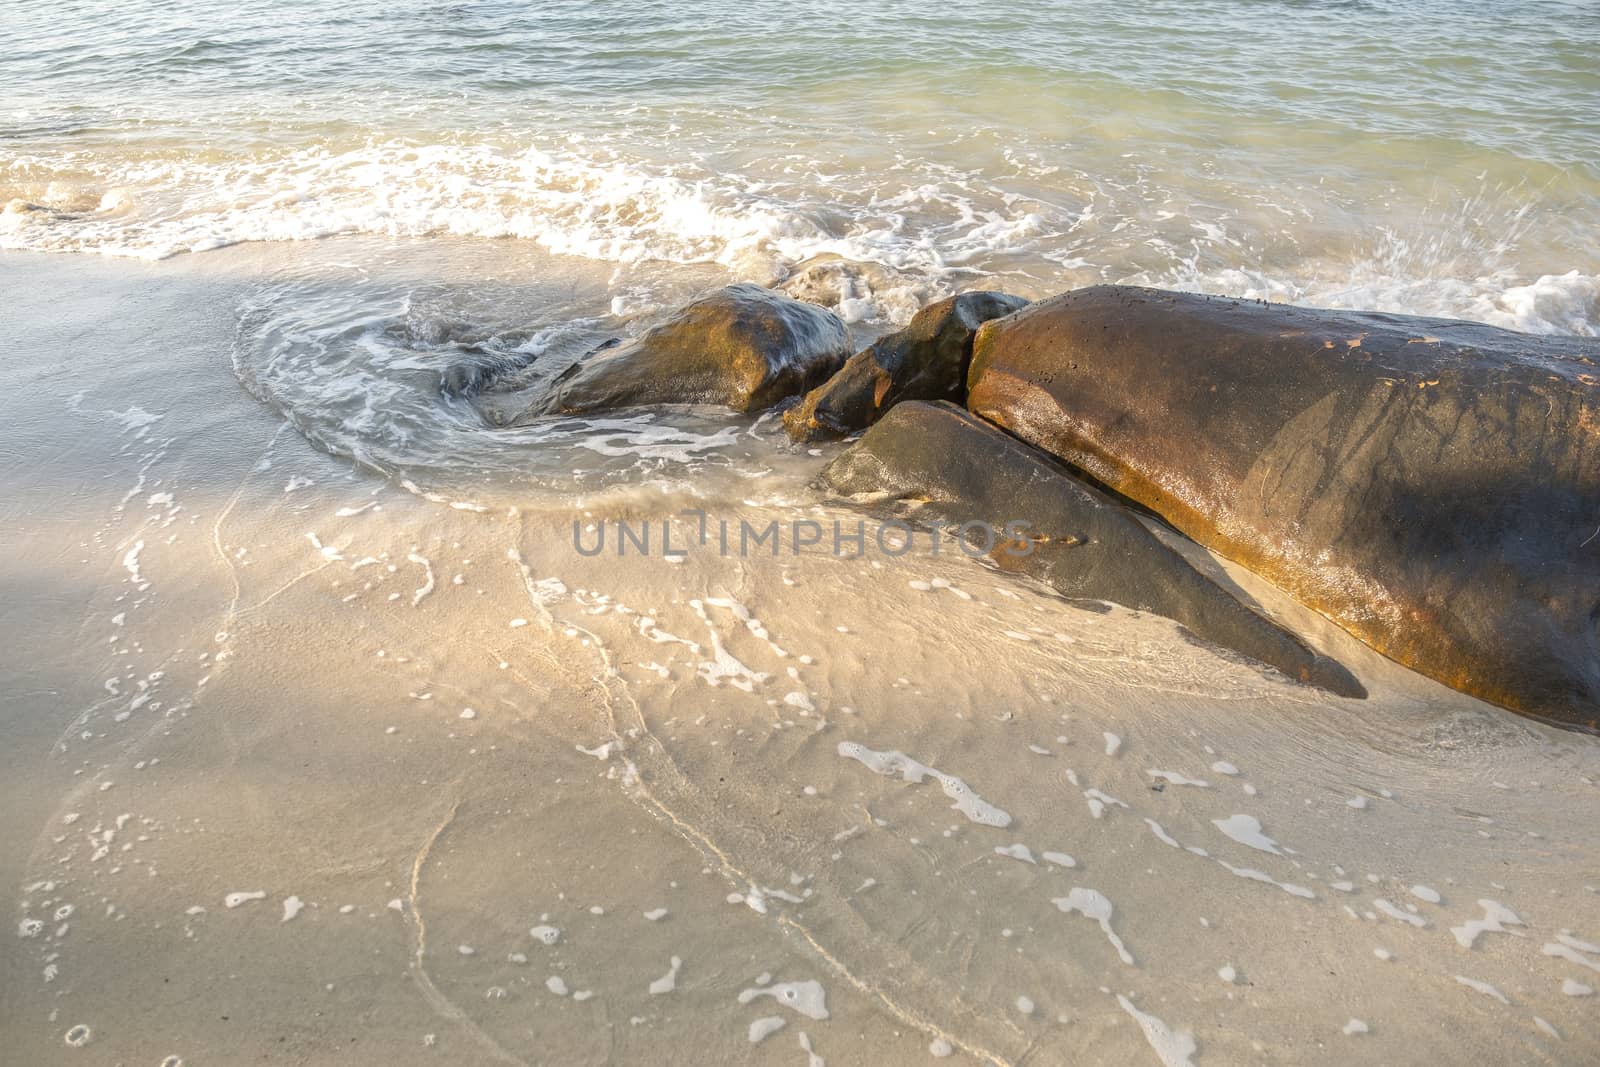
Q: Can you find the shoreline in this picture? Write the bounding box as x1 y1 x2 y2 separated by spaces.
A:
3 242 1598 1065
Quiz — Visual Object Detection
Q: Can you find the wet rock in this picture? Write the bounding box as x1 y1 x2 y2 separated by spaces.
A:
967 284 1600 727
441 338 620 399
821 400 1365 696
784 291 1029 442
505 284 849 420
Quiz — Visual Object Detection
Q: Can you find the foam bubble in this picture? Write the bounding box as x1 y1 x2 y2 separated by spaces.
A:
1454 975 1509 1004
1054 888 1135 966
836 742 1011 827
1115 994 1195 1067
737 979 829 1020
1450 900 1522 948
748 1016 786 1044
1212 814 1283 855
648 956 682 995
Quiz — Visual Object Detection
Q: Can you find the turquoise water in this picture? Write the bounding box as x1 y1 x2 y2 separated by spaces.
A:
4 0 1599 330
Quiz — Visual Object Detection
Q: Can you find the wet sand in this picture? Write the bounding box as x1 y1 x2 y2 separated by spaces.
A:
4 244 1599 1066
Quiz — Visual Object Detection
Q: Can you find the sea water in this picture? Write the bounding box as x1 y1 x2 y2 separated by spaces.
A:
3 0 1598 333
4 3 1600 1065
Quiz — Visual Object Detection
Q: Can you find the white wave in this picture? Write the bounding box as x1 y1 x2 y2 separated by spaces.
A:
0 142 1043 298
4 140 1596 333
1155 265 1600 338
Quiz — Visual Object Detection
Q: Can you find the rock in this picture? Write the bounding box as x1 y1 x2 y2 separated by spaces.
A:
442 338 619 400
504 284 849 420
821 400 1365 696
967 285 1600 727
784 292 1029 442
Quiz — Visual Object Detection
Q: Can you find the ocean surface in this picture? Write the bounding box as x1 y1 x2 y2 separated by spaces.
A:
4 0 1599 332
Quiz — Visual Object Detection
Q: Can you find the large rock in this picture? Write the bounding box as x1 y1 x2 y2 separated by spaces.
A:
784 291 1029 441
822 400 1365 696
967 285 1600 728
504 284 850 420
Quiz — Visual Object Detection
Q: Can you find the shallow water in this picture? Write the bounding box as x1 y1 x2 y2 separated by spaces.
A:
4 240 1599 1066
4 3 1600 1064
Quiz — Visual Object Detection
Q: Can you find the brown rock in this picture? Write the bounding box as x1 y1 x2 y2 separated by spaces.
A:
504 284 850 421
967 285 1600 728
821 400 1364 696
784 292 1028 442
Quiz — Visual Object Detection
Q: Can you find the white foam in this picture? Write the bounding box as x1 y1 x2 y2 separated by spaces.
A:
1212 858 1316 900
281 896 304 922
649 956 682 995
546 976 569 996
1450 900 1523 949
224 891 266 909
737 979 829 1020
1084 789 1127 820
122 540 148 589
691 599 770 692
994 844 1036 864
1212 814 1283 855
1342 1018 1369 1036
1054 888 1135 966
1375 899 1428 928
1103 732 1123 757
1542 942 1600 973
1561 979 1593 996
407 552 435 606
836 742 1011 827
1453 975 1509 1004
1148 770 1209 788
748 1016 787 1043
1115 994 1196 1067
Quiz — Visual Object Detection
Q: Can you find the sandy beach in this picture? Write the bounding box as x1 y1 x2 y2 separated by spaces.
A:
6 1 1600 1062
4 242 1598 1064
